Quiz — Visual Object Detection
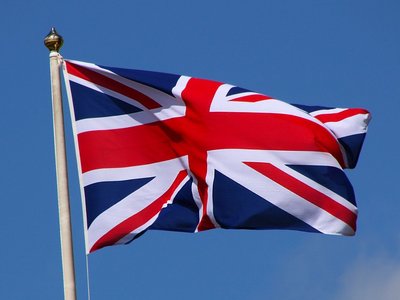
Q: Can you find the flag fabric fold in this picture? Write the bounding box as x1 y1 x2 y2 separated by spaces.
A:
63 59 370 253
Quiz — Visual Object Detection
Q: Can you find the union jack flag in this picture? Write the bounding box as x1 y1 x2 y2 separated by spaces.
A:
63 60 370 253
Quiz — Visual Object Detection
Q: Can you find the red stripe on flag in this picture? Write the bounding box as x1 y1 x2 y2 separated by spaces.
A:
182 78 222 231
90 170 188 252
78 113 345 173
245 162 357 232
229 94 272 102
65 61 161 110
77 119 187 173
315 108 369 123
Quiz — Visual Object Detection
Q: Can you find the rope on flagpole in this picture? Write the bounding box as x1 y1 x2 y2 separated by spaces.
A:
85 254 91 300
44 27 77 300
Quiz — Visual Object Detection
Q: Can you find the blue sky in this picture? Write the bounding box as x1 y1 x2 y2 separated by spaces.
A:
1 1 399 299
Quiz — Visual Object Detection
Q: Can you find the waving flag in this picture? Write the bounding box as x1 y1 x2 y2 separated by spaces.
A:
63 60 370 253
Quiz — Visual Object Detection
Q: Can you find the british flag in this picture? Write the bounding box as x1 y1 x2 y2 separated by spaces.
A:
63 60 370 253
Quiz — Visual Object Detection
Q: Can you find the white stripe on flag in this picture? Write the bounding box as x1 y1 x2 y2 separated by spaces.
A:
324 114 369 138
310 108 347 116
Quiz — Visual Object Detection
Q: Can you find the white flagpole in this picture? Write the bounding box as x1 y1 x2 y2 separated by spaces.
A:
44 28 77 300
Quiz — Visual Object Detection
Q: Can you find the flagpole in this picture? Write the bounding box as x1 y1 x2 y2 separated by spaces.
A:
44 28 77 300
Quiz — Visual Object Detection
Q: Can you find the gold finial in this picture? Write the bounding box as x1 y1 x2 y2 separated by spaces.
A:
44 27 64 52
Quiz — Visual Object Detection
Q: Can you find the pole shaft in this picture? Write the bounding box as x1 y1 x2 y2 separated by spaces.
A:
49 51 77 300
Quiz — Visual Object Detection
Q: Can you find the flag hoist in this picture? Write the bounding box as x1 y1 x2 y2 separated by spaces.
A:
44 28 77 300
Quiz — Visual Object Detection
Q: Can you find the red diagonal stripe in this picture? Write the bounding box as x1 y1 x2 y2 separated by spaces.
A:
245 162 357 231
65 61 161 109
315 108 369 123
90 170 188 252
229 94 272 102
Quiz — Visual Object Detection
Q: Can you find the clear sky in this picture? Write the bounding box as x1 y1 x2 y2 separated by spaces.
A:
1 1 399 299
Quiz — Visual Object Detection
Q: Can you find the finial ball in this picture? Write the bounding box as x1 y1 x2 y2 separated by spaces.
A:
44 27 64 52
